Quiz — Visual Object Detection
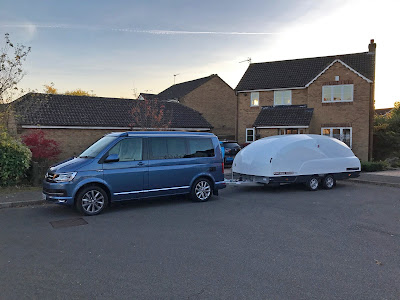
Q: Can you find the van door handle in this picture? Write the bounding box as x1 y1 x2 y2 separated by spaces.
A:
137 162 145 166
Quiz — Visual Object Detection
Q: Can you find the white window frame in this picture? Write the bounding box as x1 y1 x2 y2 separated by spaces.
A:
274 90 292 106
322 84 354 103
321 127 352 148
246 128 255 143
250 92 259 107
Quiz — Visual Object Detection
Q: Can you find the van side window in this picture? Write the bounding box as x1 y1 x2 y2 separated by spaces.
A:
149 138 187 160
109 138 143 161
187 138 215 157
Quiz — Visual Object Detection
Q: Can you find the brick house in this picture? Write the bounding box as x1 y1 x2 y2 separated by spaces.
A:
10 93 212 160
235 40 376 161
157 74 236 140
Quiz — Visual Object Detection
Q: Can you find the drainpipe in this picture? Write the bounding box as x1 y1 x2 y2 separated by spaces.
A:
368 39 376 161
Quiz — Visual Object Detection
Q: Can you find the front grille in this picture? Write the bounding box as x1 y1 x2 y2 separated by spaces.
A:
43 188 67 197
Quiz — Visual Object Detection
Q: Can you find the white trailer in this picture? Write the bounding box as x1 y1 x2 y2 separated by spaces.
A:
231 134 361 190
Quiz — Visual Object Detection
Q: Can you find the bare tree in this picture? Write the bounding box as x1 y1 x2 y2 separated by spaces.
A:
130 97 172 130
0 33 31 104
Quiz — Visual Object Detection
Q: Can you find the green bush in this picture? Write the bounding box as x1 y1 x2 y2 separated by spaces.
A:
0 131 32 186
361 160 389 172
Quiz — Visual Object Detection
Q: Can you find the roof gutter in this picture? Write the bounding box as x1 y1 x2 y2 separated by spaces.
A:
21 125 211 131
237 87 306 93
254 126 309 129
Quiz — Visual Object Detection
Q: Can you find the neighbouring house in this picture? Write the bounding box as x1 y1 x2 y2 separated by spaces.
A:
235 40 377 161
157 74 236 140
138 93 157 100
375 107 393 116
9 93 212 160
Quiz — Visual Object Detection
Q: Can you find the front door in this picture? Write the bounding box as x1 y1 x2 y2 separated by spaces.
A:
102 137 147 201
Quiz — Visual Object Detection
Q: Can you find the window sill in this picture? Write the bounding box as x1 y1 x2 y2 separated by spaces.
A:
322 100 353 103
322 102 353 106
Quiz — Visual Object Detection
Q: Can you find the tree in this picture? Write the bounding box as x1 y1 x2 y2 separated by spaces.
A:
22 129 61 162
373 101 400 160
0 33 31 104
130 97 172 130
65 88 95 96
43 82 57 94
0 33 31 132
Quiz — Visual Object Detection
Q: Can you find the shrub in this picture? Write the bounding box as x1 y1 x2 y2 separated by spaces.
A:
0 131 32 185
361 160 389 172
22 129 61 162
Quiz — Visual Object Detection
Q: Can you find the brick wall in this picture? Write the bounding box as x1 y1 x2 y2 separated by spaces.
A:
307 61 371 161
180 76 236 140
18 128 127 161
237 61 372 161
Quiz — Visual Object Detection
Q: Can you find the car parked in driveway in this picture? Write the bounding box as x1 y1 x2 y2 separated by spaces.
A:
43 131 226 215
219 140 241 165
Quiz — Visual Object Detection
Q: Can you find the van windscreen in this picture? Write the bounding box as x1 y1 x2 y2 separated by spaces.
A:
79 136 117 158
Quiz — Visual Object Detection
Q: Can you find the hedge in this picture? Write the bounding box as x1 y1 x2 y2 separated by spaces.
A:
360 160 389 172
0 132 32 186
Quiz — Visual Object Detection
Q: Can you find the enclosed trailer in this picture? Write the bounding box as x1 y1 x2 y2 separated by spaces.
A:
232 134 360 190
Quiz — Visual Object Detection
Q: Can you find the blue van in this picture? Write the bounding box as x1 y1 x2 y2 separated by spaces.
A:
42 131 226 215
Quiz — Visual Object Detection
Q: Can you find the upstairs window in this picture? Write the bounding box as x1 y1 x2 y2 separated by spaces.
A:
274 90 291 105
250 92 259 107
322 84 353 102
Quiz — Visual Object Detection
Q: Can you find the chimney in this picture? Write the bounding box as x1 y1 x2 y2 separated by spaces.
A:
368 39 376 53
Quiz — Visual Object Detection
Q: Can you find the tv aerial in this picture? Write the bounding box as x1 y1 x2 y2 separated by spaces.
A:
239 57 252 64
173 74 180 84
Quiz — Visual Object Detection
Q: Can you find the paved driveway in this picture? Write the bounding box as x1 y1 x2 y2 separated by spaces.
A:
0 182 399 299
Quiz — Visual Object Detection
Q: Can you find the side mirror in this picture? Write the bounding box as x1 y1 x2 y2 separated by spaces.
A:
104 153 119 163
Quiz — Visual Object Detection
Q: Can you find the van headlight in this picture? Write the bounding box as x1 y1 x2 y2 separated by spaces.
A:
53 172 77 182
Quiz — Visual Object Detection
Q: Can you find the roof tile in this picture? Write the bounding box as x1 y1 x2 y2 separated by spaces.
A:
12 93 212 129
253 105 314 127
236 52 375 91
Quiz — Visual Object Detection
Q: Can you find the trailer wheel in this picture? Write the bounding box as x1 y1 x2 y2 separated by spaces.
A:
322 175 336 189
305 176 319 191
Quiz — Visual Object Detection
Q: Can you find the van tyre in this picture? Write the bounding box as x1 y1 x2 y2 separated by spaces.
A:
322 175 336 189
76 185 108 216
305 176 319 191
191 178 212 202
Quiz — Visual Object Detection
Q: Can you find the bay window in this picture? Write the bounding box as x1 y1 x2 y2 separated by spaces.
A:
321 127 352 148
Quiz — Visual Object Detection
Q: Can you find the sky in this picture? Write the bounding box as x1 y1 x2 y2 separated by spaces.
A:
0 0 399 108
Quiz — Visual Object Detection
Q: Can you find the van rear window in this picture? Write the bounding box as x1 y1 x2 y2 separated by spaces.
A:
187 138 215 158
148 137 215 159
149 138 187 159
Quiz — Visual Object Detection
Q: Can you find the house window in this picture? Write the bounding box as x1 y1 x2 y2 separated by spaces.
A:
250 92 259 107
278 128 305 135
322 84 353 102
246 128 255 142
274 90 291 106
321 127 352 148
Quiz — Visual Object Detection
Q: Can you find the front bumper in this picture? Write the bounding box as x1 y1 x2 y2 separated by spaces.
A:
42 180 74 206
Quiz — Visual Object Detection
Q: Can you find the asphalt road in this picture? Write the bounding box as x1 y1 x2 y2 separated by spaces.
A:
0 181 399 300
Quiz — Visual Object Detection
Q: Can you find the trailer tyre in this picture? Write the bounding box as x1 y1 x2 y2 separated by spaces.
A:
305 176 319 191
322 175 336 189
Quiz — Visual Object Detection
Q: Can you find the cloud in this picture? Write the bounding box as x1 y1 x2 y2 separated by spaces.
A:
0 23 280 36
